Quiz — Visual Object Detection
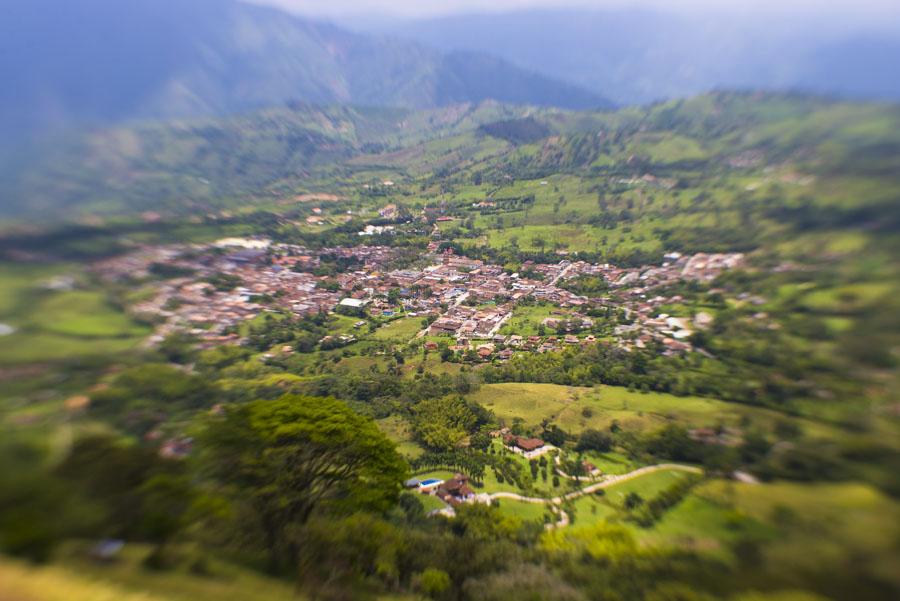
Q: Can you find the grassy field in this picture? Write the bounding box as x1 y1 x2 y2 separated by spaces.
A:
417 493 449 513
498 304 572 336
602 469 692 508
469 382 839 437
376 415 424 459
580 451 638 475
565 474 900 585
38 291 148 338
0 545 300 601
0 540 425 601
569 492 617 525
370 317 423 342
494 498 551 523
0 264 151 365
470 382 728 434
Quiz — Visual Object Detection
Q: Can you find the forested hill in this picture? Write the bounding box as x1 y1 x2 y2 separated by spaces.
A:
1 101 554 217
0 0 608 143
4 92 899 222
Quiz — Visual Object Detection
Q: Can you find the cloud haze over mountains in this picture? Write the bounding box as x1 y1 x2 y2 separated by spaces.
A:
256 0 900 23
1 0 898 145
0 0 607 143
346 4 900 105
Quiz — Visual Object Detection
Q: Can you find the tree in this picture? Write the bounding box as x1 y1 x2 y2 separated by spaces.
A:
470 431 492 451
201 395 407 572
412 396 489 451
624 492 644 509
56 433 179 540
542 424 569 447
417 567 451 598
138 474 197 560
0 439 98 561
576 429 613 453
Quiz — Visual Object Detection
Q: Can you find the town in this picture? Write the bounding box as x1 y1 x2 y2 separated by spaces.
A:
93 237 745 359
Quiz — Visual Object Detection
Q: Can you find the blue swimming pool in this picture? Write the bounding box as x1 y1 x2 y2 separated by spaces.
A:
420 478 442 486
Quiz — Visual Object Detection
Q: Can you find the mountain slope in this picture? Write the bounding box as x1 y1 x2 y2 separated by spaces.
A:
0 0 610 141
5 93 900 221
2 102 562 217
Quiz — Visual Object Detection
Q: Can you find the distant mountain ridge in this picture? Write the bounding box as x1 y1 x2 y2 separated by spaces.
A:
371 8 900 105
0 0 610 141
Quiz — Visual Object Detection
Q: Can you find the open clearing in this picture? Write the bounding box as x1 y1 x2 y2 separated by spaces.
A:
468 382 840 437
0 265 151 365
370 317 423 342
495 498 552 523
471 382 740 434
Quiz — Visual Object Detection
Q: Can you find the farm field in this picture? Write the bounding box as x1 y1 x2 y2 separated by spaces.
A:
470 382 733 433
601 468 692 508
654 480 900 591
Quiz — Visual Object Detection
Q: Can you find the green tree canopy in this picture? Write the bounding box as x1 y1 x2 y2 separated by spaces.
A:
200 395 407 571
412 396 491 451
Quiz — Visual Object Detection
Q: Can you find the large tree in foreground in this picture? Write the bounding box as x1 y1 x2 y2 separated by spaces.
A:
200 395 407 572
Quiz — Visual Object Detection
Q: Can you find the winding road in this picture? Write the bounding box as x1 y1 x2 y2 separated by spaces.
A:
488 463 703 528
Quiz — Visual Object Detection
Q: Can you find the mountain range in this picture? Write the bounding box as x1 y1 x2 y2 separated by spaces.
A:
5 91 899 221
0 0 609 142
368 8 900 106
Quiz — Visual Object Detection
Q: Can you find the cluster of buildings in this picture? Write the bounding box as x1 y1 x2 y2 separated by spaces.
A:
92 235 745 357
405 474 490 516
92 240 401 347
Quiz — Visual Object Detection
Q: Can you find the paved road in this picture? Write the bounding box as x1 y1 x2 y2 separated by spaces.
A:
416 290 471 338
485 311 512 338
549 262 575 286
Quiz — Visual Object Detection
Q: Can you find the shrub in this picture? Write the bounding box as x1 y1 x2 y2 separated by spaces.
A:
417 567 451 597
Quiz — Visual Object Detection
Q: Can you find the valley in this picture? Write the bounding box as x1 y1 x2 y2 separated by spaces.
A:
1 91 899 601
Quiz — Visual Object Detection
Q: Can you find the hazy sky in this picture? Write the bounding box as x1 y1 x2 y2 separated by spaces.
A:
251 0 900 22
